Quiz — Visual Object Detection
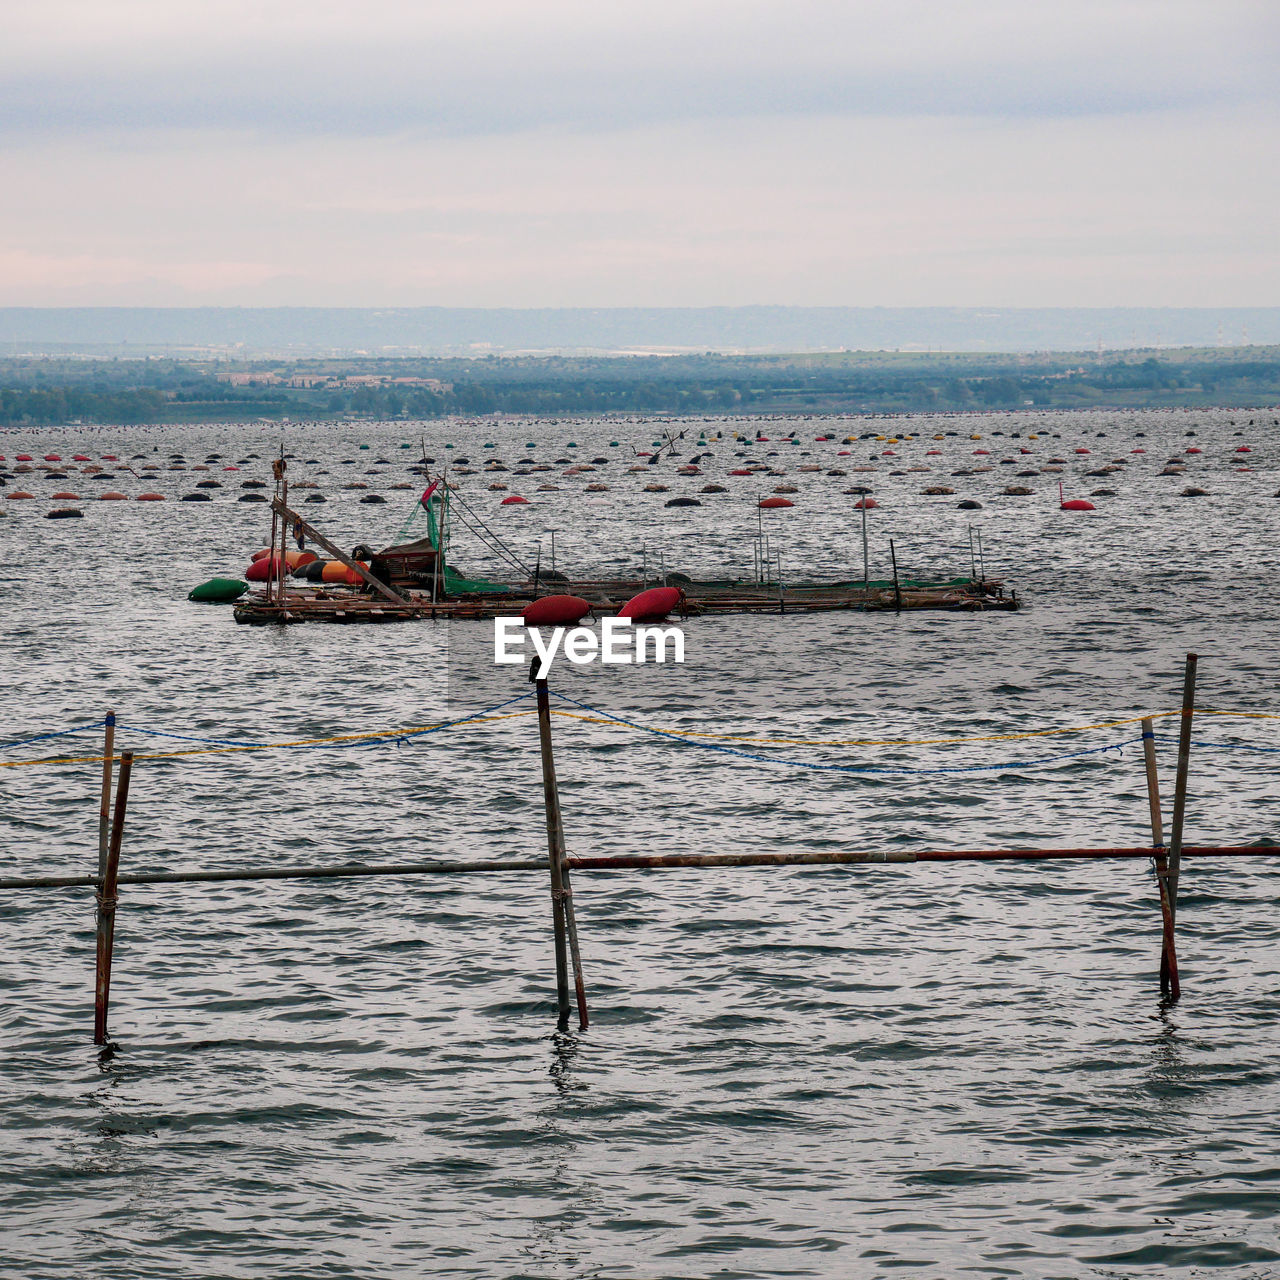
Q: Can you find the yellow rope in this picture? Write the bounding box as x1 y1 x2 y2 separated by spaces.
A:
3 706 1277 770
0 710 536 768
548 709 1172 747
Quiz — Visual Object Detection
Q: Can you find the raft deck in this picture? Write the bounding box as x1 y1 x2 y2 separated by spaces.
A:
232 577 1018 625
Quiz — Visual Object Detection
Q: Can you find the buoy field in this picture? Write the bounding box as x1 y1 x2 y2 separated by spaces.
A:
4 403 1280 1278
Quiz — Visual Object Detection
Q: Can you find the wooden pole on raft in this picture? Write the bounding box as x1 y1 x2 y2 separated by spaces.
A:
274 459 288 611
889 538 902 613
532 664 588 1030
861 501 870 602
1165 653 1198 975
1142 716 1179 998
94 750 133 1046
97 712 115 879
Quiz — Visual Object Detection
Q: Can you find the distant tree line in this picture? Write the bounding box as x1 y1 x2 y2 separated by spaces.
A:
1 353 1277 424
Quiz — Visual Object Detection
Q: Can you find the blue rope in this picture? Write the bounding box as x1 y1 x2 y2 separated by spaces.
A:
118 726 269 747
549 692 1134 776
1153 733 1280 754
0 721 106 749
119 692 533 755
2 694 534 763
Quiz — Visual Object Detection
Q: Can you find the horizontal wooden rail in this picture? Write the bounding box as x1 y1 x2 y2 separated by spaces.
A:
0 845 1275 892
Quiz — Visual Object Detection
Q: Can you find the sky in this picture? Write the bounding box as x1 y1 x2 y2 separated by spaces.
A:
1 0 1276 308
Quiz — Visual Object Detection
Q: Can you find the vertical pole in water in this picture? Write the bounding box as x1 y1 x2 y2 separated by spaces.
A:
1165 653 1198 992
861 501 870 600
889 538 902 613
94 750 133 1046
1142 716 1179 998
275 461 288 612
977 529 986 582
532 667 588 1030
968 525 976 581
97 712 116 879
776 547 785 614
267 497 279 607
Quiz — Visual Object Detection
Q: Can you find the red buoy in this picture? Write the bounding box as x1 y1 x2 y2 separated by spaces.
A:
1059 480 1095 511
246 556 286 581
501 495 529 504
618 586 684 621
1236 445 1252 453
1186 447 1202 454
43 454 61 462
522 595 592 627
729 469 752 476
758 496 793 508
852 498 878 509
1075 448 1091 454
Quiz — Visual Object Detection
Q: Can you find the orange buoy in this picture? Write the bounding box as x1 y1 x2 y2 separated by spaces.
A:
99 491 128 500
250 547 272 562
618 586 684 621
759 496 793 508
1075 448 1090 454
137 493 166 501
8 491 35 499
321 560 367 584
852 498 878 509
51 491 80 500
522 595 592 627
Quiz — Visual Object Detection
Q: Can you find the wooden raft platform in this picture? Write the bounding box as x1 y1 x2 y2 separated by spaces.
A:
231 577 1018 625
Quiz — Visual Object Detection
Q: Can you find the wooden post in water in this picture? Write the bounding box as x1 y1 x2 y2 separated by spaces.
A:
1165 653 1198 961
273 458 288 612
889 539 902 614
94 750 133 1046
97 712 115 879
532 667 589 1030
1142 716 1179 998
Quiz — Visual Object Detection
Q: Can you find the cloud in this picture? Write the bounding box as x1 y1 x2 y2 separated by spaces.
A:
2 0 1273 139
1 109 1276 307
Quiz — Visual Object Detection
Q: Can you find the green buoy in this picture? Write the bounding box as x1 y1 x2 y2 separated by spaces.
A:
188 578 248 603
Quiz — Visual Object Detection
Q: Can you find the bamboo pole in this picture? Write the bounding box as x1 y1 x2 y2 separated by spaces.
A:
2 845 1271 894
1142 716 1179 997
533 671 588 1030
889 539 902 613
274 460 288 611
1166 652 1198 928
97 712 115 879
93 750 133 1045
861 501 869 600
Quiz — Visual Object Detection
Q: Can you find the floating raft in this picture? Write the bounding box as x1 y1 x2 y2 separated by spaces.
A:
231 576 1017 625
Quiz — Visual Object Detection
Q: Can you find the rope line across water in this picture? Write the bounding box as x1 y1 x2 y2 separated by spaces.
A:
2 700 1276 771
549 692 1140 776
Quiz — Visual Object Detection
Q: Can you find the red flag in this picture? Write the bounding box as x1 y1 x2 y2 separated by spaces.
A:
420 480 440 506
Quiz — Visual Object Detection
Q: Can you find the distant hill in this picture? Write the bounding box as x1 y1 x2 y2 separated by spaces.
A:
1 306 1278 357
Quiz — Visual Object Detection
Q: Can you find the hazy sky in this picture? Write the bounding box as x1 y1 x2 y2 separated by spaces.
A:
1 0 1275 307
